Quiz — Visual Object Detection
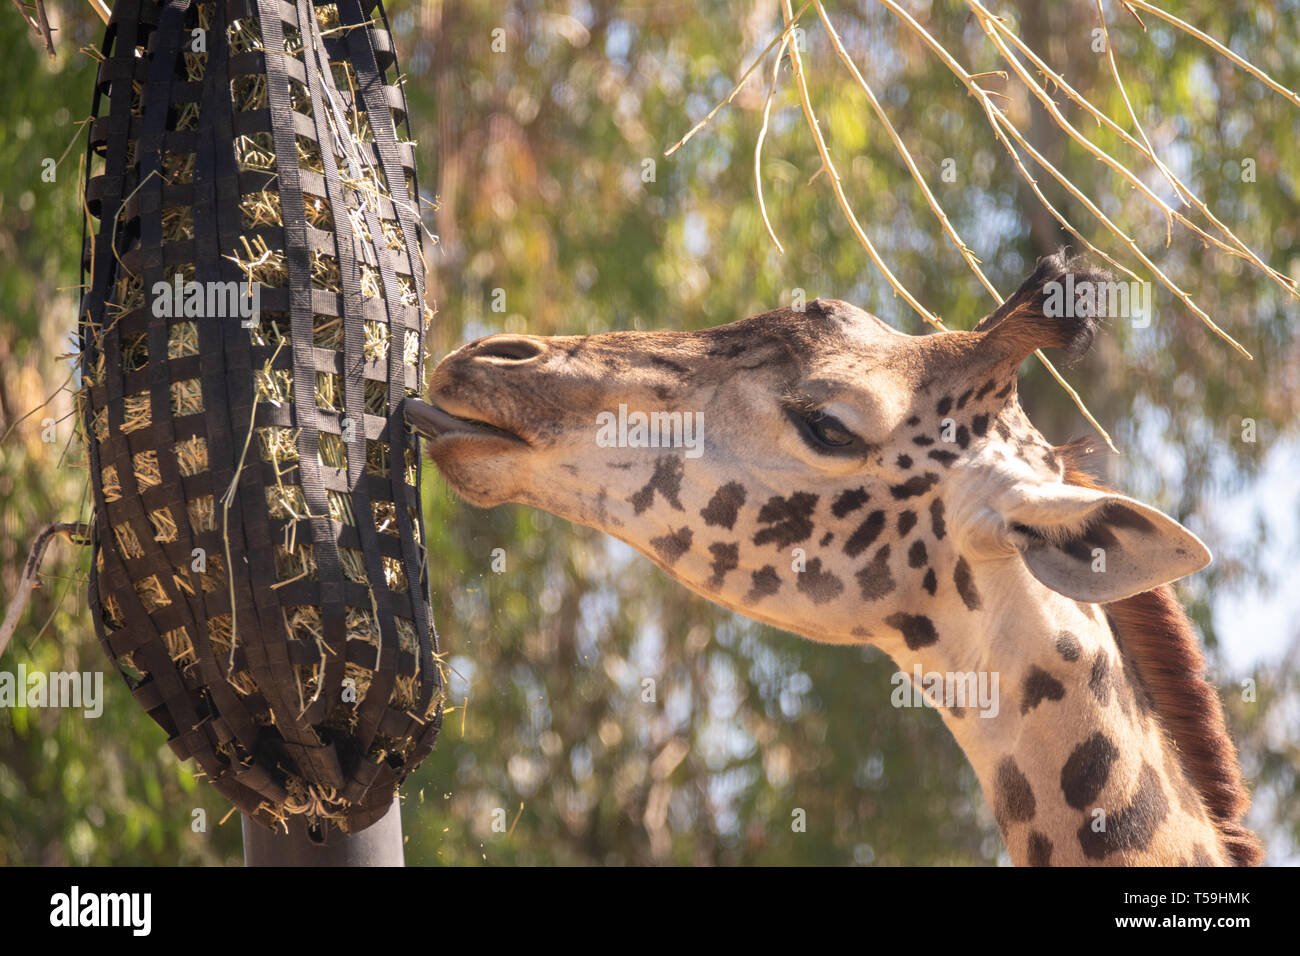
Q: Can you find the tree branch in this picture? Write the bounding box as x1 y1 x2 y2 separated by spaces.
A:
0 522 92 658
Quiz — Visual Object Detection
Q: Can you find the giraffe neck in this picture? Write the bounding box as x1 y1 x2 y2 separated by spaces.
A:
882 556 1228 866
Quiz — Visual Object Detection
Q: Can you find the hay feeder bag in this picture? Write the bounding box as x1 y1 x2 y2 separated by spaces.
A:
78 0 443 841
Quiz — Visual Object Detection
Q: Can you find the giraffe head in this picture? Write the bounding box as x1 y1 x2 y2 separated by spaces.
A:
410 253 1210 652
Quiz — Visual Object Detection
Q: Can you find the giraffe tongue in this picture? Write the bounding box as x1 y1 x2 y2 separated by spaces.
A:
403 397 523 442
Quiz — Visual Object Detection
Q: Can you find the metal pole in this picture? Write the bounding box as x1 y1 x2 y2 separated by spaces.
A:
241 798 404 866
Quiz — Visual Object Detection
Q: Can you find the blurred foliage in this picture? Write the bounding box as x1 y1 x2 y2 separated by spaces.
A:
0 0 1296 865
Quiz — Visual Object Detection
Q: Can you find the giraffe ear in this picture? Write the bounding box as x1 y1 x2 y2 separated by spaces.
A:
1003 484 1211 602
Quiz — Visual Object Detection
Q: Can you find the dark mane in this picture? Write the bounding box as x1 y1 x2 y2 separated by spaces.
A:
1057 440 1262 866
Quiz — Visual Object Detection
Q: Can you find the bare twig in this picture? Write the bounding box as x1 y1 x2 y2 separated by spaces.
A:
1124 0 1300 109
817 1 1120 449
975 12 1299 302
30 500 92 649
53 115 95 173
755 33 790 254
967 0 1287 332
816 1 998 301
677 1 1289 450
0 522 92 658
780 0 944 329
1092 0 1185 219
220 342 281 660
12 0 56 57
665 0 814 158
1118 1 1145 29
695 0 1121 449
993 101 1252 359
873 0 1250 361
0 364 77 447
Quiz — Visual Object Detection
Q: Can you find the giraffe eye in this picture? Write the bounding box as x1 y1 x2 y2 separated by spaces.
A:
802 409 857 449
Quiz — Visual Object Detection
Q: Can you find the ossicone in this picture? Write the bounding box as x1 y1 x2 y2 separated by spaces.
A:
974 250 1112 363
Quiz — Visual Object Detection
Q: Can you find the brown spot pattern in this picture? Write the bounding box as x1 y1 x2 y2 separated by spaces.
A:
953 556 982 610
1061 732 1118 810
1055 630 1082 662
744 565 781 602
831 486 868 518
752 492 818 549
995 758 1037 827
1020 666 1066 714
891 473 940 500
797 557 845 605
856 545 896 601
1027 831 1053 867
929 498 947 539
628 455 685 515
1076 761 1169 860
843 510 886 559
700 481 747 530
706 541 738 590
885 612 938 650
650 526 693 566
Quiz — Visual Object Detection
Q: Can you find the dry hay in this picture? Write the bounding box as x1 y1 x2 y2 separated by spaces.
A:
207 613 259 697
132 449 161 489
119 392 151 433
278 775 346 824
147 505 177 542
163 625 197 667
195 550 225 594
186 493 216 533
161 204 195 243
266 483 309 522
121 332 148 371
372 498 398 536
81 0 440 834
339 546 367 584
274 541 316 585
133 573 171 613
382 555 407 593
314 371 343 412
101 464 121 502
169 321 199 359
176 435 207 475
327 489 354 526
239 190 334 231
161 146 194 184
112 521 143 559
101 592 126 630
408 505 422 547
118 651 148 685
174 379 204 417
317 430 346 470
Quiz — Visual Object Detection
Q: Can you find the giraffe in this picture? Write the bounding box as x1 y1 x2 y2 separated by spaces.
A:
407 253 1261 866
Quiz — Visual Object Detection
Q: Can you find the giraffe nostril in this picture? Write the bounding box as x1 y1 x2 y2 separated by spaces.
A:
471 336 544 362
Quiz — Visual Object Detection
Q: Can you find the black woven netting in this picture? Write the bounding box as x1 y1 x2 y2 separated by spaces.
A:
78 0 443 840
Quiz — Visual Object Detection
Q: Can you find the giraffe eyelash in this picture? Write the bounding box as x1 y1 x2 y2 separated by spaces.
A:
782 390 822 415
783 401 861 454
